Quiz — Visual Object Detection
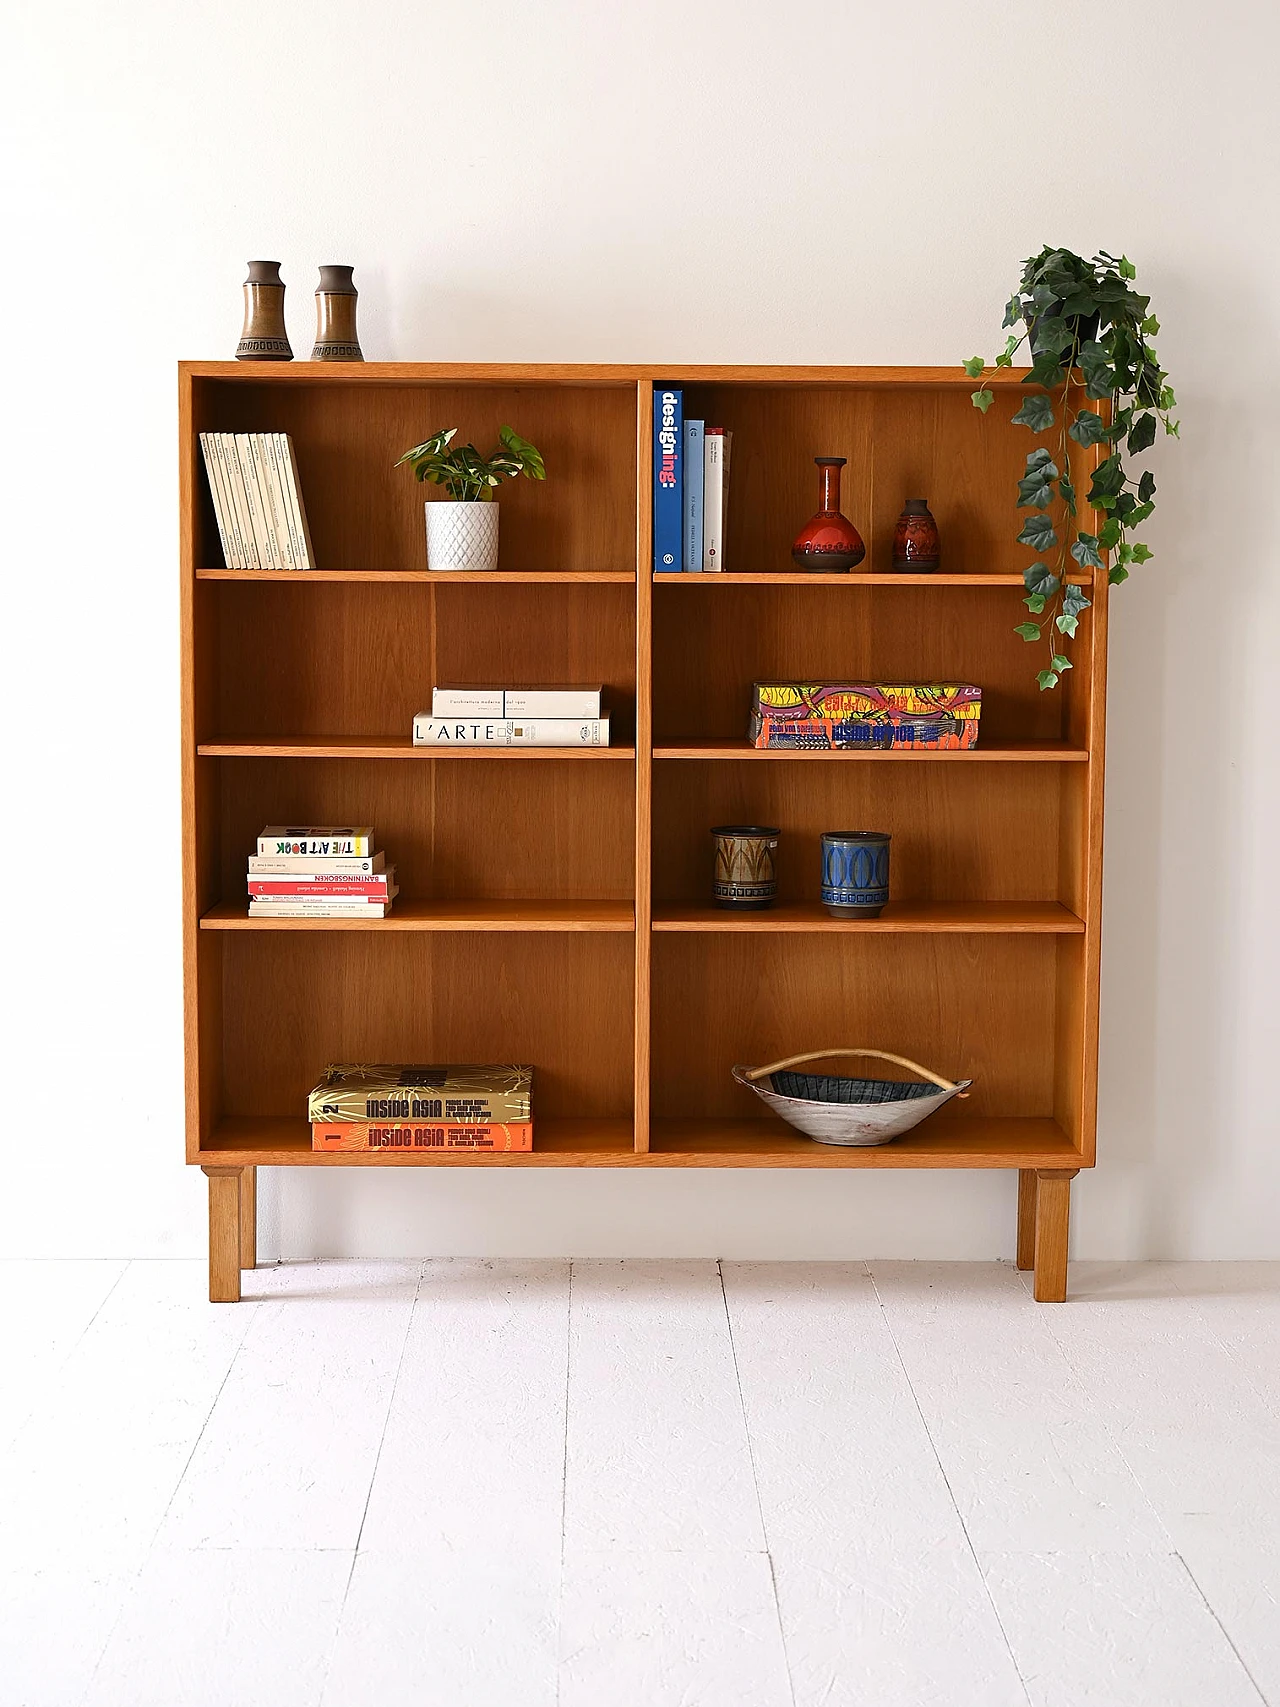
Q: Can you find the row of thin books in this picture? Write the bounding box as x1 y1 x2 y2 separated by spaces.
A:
200 432 316 570
412 684 608 746
652 387 734 572
248 827 397 918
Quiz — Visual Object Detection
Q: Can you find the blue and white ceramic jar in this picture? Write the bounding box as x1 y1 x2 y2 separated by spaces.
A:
820 831 891 918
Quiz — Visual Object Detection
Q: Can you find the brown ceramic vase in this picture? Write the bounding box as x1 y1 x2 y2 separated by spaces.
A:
891 498 941 572
311 265 364 362
235 260 292 361
791 457 865 572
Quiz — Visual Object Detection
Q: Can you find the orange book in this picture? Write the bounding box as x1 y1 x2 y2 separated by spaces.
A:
313 1121 534 1153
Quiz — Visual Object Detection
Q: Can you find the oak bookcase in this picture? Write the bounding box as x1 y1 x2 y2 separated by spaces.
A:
180 363 1106 1304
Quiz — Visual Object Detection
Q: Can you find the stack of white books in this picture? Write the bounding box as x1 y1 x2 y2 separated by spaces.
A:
200 432 316 570
247 827 397 918
412 686 608 747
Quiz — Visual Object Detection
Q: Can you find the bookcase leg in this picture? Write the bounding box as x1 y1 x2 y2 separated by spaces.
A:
203 1167 242 1303
1016 1169 1037 1270
240 1165 257 1270
1033 1169 1078 1303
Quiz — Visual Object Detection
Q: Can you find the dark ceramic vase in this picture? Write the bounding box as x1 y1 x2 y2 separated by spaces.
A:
712 825 779 910
820 831 891 918
791 457 865 572
311 265 364 362
892 498 940 572
236 260 292 361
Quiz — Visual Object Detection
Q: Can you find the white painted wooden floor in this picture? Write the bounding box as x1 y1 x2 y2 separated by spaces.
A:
2 1259 1278 1707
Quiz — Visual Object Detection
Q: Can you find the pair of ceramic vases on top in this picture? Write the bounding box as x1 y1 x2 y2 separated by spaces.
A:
712 827 892 918
236 260 364 363
792 458 940 574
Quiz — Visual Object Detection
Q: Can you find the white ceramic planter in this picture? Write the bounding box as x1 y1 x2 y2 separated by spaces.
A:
424 500 499 572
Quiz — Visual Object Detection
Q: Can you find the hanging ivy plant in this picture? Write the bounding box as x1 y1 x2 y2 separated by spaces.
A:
962 248 1178 689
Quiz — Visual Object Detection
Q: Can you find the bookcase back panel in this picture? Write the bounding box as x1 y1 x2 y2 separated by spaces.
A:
207 581 635 742
651 761 1063 906
679 383 1049 579
652 584 1065 744
196 381 637 573
650 934 1056 1121
216 757 635 902
220 933 634 1119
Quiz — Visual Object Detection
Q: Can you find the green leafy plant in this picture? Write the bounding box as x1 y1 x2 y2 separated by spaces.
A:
963 248 1178 690
395 425 546 501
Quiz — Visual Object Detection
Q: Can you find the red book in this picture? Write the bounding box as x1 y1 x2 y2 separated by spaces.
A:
313 1122 534 1153
248 879 392 897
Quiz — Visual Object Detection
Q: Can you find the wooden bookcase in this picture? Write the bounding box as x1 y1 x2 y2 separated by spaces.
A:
180 363 1106 1304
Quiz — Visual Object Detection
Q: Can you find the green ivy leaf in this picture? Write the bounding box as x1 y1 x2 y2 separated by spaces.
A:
1109 565 1129 584
994 334 1021 368
1037 669 1059 691
1015 622 1042 641
1071 532 1103 569
1027 357 1067 392
1127 501 1155 526
1011 393 1055 431
1056 613 1079 637
1068 408 1109 447
1017 455 1059 508
1079 340 1115 398
1018 515 1059 552
1119 255 1136 279
1088 454 1126 505
963 357 986 377
1033 318 1075 355
1127 412 1157 454
1058 472 1076 515
1063 584 1092 617
971 388 995 413
1142 315 1161 335
1051 654 1073 673
1138 470 1156 502
1131 542 1154 563
1024 593 1047 614
1024 561 1061 598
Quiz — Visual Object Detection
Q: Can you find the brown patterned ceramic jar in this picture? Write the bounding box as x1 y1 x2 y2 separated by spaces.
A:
891 498 940 572
712 825 780 910
235 260 292 361
311 265 364 361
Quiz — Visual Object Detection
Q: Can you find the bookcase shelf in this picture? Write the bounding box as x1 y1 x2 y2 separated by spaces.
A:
181 362 1107 1304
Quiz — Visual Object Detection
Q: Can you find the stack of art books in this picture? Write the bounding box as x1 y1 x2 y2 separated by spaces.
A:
307 1064 534 1152
248 827 397 917
412 685 608 747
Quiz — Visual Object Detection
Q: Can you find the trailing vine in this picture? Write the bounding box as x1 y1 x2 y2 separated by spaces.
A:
963 248 1178 689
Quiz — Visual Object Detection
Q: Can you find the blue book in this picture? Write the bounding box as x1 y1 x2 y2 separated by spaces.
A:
652 386 683 572
683 419 704 571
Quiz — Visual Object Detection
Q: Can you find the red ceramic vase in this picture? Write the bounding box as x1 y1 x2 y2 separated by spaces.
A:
891 498 941 572
791 457 865 572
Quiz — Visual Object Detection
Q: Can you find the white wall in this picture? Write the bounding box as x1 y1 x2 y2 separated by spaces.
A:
6 0 1277 1261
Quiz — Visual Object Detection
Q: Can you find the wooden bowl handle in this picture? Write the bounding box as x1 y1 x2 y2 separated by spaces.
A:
743 1048 963 1095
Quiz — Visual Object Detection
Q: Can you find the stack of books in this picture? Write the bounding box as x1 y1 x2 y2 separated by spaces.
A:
199 432 316 569
653 386 733 572
248 826 397 918
308 1064 534 1152
412 685 608 747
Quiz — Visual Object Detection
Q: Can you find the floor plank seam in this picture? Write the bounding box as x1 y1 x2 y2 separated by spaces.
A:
865 1263 1035 1707
555 1258 574 1707
717 1259 799 1707
1174 1551 1271 1706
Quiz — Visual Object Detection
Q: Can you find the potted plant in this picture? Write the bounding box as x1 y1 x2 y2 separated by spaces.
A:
963 248 1178 688
395 425 546 572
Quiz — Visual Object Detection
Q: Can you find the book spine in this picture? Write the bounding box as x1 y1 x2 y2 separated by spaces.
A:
234 435 273 570
257 832 375 856
683 420 704 571
720 429 733 572
199 434 236 569
249 434 287 569
264 433 298 569
412 716 609 747
270 433 305 569
213 434 249 568
249 902 391 916
312 1122 534 1152
432 689 604 718
221 435 260 569
247 854 384 875
703 429 725 571
652 387 683 572
248 879 392 897
280 435 316 568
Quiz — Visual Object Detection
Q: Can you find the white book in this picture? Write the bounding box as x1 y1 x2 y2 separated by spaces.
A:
431 686 603 719
258 826 375 856
277 434 316 569
247 851 386 875
412 714 610 747
199 434 236 568
212 434 248 567
249 899 392 917
703 428 725 571
249 434 289 568
266 434 303 569
219 434 260 569
234 435 275 569
248 867 395 891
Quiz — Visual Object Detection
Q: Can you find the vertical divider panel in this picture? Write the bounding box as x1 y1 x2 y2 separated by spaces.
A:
633 381 653 1150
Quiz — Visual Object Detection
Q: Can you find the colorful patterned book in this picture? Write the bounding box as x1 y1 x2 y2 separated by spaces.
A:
313 1122 534 1152
308 1064 534 1125
748 682 982 750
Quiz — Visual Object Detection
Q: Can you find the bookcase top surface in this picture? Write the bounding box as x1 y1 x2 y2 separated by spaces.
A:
180 361 1037 388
